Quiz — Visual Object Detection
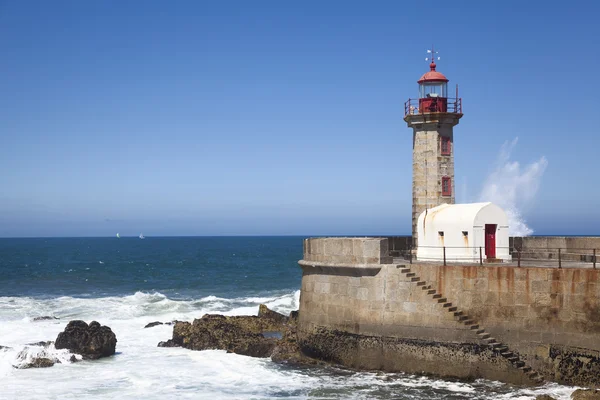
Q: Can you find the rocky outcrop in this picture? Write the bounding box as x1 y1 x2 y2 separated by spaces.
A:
163 314 278 357
572 389 600 400
55 321 117 360
33 316 58 321
26 341 53 347
18 357 56 369
144 322 163 328
536 395 557 400
158 305 316 365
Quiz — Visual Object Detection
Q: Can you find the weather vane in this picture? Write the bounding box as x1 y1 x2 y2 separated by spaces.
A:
425 46 440 63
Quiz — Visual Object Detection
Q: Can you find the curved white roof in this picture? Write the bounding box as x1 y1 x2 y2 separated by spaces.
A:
417 202 508 230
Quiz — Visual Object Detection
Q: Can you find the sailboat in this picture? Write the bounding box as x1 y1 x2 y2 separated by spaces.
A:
139 233 145 239
116 233 120 239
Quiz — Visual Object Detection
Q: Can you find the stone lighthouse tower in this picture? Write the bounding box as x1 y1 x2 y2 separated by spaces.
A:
404 49 463 246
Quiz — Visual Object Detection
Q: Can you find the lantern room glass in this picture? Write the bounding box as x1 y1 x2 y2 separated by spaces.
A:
419 82 448 98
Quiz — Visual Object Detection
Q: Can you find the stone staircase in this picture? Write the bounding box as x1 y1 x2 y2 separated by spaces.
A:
399 266 545 384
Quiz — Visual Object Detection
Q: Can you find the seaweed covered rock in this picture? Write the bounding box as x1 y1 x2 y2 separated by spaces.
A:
168 314 278 357
55 320 117 360
572 389 600 400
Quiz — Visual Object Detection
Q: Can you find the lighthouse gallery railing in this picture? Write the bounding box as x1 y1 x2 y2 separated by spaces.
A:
404 97 462 117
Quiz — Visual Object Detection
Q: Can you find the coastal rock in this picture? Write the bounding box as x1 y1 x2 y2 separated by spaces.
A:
0 345 10 350
572 389 600 400
26 341 53 347
170 315 277 357
144 322 163 329
14 347 58 369
159 305 310 362
33 316 58 321
157 340 179 348
18 357 56 369
258 304 288 324
55 320 117 360
536 395 557 400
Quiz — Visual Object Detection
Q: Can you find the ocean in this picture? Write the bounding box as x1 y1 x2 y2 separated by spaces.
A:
0 236 579 399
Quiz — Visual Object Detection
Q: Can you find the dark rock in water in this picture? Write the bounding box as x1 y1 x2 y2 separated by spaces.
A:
33 316 58 321
158 306 319 366
169 315 277 357
55 320 117 360
144 321 163 329
26 341 53 347
572 389 600 400
536 395 557 400
0 345 10 350
14 347 59 369
165 320 178 326
18 357 56 369
157 340 180 348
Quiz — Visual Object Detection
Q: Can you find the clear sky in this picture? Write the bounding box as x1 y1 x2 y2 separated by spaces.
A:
1 0 598 237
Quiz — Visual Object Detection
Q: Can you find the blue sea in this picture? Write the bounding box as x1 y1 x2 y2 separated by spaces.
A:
0 236 578 399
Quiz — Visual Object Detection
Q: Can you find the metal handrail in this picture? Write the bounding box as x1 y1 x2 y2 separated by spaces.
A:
391 245 598 269
404 97 462 116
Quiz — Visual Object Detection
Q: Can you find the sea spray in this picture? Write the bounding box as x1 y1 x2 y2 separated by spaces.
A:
479 138 548 236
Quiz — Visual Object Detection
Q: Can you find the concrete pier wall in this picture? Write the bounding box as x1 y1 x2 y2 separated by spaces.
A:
298 237 600 387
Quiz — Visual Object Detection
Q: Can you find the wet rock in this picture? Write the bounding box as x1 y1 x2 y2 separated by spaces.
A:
169 315 277 357
0 345 10 350
572 389 600 400
159 305 305 361
14 347 59 369
18 357 56 369
26 341 53 347
55 320 117 360
536 395 557 400
144 322 163 329
33 316 58 321
258 304 288 324
157 340 180 348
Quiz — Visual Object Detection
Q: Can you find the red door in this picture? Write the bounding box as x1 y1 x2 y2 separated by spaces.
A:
485 224 497 259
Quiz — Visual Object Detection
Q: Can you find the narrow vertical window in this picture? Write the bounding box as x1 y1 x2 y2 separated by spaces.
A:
441 136 451 156
442 177 451 196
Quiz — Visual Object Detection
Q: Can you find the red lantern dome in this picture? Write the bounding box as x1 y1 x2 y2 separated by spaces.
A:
417 62 449 83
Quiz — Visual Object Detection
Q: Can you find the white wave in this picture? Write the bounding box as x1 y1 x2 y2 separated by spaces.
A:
479 137 548 236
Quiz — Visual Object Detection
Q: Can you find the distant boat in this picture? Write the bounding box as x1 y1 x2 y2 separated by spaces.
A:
116 233 120 239
139 233 145 239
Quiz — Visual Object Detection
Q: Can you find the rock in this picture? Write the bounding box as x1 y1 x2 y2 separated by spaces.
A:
536 395 557 400
157 340 179 348
55 320 117 360
572 389 600 400
169 315 278 357
258 304 288 324
144 322 163 329
0 345 10 350
14 347 58 369
26 341 53 347
158 306 318 367
18 357 56 369
33 316 58 321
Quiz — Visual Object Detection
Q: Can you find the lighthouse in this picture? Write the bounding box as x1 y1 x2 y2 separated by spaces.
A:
404 48 463 247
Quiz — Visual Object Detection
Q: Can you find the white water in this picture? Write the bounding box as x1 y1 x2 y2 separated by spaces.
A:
479 138 548 236
0 291 578 399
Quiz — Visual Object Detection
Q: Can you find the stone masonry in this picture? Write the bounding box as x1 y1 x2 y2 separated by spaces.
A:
405 113 461 247
298 237 600 387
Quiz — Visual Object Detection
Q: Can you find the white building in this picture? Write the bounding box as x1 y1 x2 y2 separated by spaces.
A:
416 202 511 263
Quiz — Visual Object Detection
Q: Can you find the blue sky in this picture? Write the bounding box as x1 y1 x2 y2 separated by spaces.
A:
0 1 598 237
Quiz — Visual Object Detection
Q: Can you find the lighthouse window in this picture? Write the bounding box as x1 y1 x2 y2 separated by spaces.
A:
420 82 448 98
441 136 451 155
442 177 451 196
